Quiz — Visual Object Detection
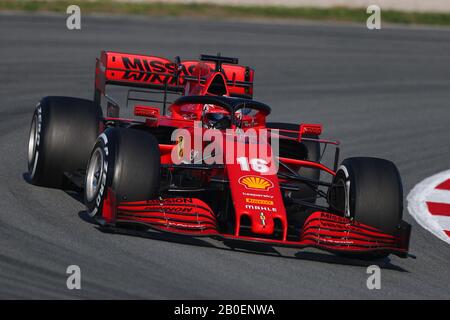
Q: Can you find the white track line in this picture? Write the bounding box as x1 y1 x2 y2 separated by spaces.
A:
407 169 450 245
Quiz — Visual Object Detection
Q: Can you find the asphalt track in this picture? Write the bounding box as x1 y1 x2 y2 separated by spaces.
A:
0 13 450 299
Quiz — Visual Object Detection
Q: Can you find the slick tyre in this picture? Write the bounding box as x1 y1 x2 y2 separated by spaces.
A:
27 96 102 188
85 128 161 217
329 157 403 234
266 122 320 203
266 122 320 226
329 157 403 260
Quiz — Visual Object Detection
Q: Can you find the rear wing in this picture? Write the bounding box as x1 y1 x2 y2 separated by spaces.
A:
94 51 254 100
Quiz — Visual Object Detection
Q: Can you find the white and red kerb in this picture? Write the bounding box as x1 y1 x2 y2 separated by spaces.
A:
407 170 450 244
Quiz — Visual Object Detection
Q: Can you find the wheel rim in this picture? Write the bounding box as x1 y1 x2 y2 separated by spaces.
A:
331 178 346 211
329 169 351 217
86 148 104 202
28 115 37 168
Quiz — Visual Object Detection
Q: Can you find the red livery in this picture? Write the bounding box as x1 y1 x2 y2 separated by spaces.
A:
27 51 411 260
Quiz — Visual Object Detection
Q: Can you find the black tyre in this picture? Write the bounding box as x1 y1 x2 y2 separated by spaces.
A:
266 122 321 228
329 157 403 235
266 122 320 196
85 128 161 217
266 122 320 212
27 96 102 188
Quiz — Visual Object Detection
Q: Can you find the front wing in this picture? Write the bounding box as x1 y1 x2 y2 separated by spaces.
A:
101 190 411 258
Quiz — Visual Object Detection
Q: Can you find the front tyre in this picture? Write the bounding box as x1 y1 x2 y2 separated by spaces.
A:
328 157 403 260
85 128 161 217
329 157 403 235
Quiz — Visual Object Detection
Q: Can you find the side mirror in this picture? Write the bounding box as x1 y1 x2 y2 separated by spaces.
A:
298 123 322 141
134 105 160 118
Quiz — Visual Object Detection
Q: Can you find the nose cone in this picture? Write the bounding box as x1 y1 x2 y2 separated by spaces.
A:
236 201 284 235
245 210 275 235
225 135 288 239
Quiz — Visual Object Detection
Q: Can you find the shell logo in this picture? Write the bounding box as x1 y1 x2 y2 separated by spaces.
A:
239 176 274 191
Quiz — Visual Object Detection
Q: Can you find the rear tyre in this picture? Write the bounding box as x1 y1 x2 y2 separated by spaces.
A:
266 122 320 201
328 157 403 259
84 128 161 217
266 122 320 225
27 96 102 188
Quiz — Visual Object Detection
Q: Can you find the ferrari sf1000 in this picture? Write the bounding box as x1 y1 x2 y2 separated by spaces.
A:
27 52 411 259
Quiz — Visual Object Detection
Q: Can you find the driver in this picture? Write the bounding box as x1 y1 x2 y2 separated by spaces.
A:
202 104 231 129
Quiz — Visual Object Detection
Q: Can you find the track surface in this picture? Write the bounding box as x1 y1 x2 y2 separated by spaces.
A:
0 13 449 299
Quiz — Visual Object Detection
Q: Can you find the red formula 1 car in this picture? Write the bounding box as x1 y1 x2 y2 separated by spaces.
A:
27 51 411 259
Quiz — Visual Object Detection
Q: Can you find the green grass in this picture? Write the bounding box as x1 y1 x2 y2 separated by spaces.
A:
2 0 450 26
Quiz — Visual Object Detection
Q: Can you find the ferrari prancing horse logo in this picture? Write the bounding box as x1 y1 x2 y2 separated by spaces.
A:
260 212 266 226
